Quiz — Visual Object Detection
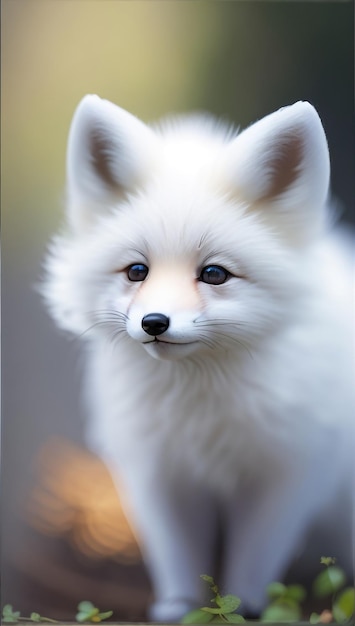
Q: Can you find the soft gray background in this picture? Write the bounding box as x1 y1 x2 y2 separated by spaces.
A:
2 0 354 620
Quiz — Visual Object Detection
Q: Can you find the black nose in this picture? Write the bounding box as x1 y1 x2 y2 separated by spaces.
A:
141 313 170 336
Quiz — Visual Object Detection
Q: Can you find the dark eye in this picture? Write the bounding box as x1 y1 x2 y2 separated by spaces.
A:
199 265 230 285
126 263 149 282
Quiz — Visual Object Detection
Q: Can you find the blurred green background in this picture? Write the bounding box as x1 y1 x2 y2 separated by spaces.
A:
2 0 354 621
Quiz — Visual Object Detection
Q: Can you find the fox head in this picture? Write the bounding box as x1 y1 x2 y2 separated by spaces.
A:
44 96 330 361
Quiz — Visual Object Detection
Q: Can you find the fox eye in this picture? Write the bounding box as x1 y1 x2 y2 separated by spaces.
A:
199 265 230 285
126 263 149 282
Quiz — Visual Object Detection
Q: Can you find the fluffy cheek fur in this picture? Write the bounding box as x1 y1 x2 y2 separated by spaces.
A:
43 203 302 361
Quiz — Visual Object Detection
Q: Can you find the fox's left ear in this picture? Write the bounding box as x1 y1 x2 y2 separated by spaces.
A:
224 102 330 243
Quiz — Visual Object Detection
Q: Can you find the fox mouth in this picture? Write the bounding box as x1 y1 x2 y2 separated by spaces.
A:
142 336 201 360
143 338 197 346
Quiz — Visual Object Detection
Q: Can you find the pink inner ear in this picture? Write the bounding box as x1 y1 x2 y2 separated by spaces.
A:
264 134 303 201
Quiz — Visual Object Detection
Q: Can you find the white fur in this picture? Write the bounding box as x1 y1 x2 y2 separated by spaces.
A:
43 96 354 621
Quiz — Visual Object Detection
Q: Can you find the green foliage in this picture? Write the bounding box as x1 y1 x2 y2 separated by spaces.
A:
263 558 354 623
75 602 113 623
1 602 113 624
320 557 337 567
266 583 306 604
3 557 354 625
312 566 346 598
2 606 21 623
182 557 355 624
332 587 355 624
261 581 305 622
310 558 354 624
181 575 245 624
309 610 334 624
265 582 287 600
181 608 215 624
1 606 58 624
261 602 301 623
309 559 355 624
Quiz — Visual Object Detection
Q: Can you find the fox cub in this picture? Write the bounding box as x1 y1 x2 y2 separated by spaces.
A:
44 97 354 621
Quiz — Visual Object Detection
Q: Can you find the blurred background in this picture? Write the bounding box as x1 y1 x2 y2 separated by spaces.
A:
2 0 354 621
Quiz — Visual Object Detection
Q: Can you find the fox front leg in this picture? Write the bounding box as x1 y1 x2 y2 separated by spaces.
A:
108 460 219 622
220 448 339 614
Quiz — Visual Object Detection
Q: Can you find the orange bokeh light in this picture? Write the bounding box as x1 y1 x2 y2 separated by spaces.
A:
27 437 141 563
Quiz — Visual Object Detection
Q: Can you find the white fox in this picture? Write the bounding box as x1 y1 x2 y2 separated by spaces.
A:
44 96 354 621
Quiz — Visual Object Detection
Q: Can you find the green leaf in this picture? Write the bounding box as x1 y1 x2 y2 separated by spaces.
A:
266 582 287 599
310 612 322 624
77 602 96 613
224 613 245 623
201 575 215 585
215 595 241 614
333 587 355 623
76 610 100 623
261 600 301 622
2 606 21 623
201 606 224 615
3 606 19 617
201 574 219 597
76 601 100 622
30 613 42 622
97 612 113 622
285 584 306 602
320 557 336 567
313 566 346 597
181 608 215 624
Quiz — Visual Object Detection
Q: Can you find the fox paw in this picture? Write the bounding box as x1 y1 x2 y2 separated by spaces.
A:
149 598 199 623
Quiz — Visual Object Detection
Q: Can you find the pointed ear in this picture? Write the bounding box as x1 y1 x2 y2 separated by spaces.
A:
66 95 157 231
224 102 330 243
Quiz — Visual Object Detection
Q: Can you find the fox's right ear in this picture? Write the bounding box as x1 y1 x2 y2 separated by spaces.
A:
66 95 157 232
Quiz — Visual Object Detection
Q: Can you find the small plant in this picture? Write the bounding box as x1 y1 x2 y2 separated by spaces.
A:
261 556 354 624
181 574 245 623
75 601 113 623
181 558 354 624
260 582 306 622
1 606 58 623
310 557 354 624
1 602 113 624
